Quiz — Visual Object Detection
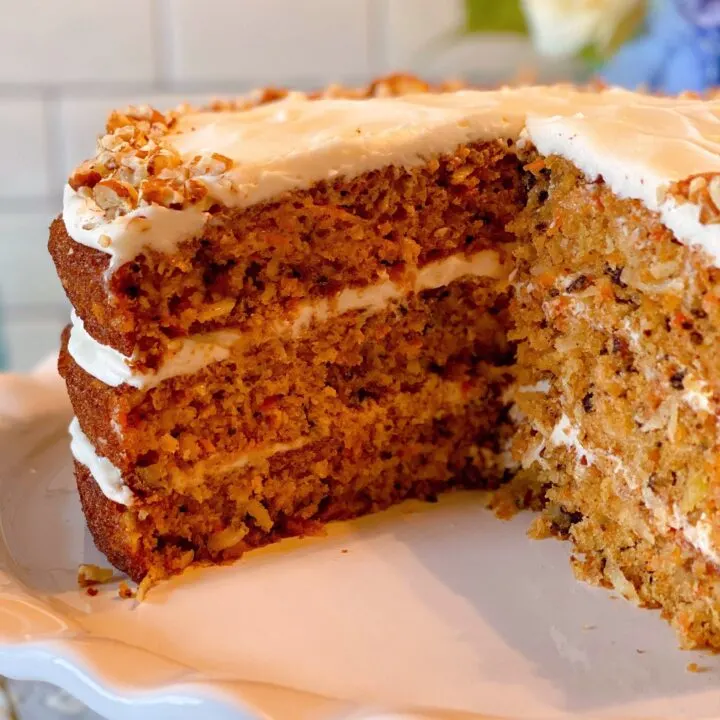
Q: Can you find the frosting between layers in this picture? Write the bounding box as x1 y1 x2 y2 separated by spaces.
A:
68 249 509 388
70 375 480 507
69 417 134 506
63 88 720 270
69 416 310 507
545 413 720 568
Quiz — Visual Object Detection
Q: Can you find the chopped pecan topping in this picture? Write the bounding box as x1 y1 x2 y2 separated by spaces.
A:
668 173 720 224
93 178 138 211
66 74 465 220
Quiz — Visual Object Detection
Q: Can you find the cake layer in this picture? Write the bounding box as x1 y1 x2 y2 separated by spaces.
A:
66 249 511 388
51 140 523 363
528 442 720 650
509 155 720 647
63 88 720 273
75 385 512 583
60 273 513 495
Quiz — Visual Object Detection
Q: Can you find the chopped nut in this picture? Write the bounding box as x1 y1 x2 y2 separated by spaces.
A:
669 173 720 224
185 178 209 204
118 581 136 600
69 161 102 191
189 152 234 177
77 563 113 588
140 177 185 207
369 73 430 97
97 234 112 248
147 149 183 176
94 178 139 211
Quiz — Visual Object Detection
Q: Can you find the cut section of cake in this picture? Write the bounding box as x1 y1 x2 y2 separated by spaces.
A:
49 78 720 650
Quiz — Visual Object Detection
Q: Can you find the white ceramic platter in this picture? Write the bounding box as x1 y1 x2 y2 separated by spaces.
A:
1 363 720 720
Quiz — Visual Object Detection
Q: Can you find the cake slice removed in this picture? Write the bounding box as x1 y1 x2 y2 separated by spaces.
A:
49 79 720 650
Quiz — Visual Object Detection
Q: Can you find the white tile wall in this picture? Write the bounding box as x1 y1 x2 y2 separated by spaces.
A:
0 0 574 371
0 0 154 84
0 213 65 308
0 100 50 199
164 0 373 84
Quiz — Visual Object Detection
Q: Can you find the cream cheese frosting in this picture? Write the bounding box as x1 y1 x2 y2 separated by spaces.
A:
69 376 480 507
69 416 310 507
546 414 720 569
62 87 720 270
68 249 509 388
69 417 134 506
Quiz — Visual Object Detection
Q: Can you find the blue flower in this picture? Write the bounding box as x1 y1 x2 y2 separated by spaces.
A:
601 0 720 93
676 0 720 29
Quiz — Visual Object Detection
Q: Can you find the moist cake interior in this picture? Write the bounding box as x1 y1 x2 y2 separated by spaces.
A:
50 79 720 650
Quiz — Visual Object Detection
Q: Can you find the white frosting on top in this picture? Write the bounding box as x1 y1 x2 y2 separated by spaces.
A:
68 249 508 388
62 185 207 274
62 87 720 269
526 96 720 266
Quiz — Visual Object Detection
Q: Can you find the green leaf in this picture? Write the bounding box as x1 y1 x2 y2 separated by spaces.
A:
463 0 528 35
578 44 605 70
577 0 647 67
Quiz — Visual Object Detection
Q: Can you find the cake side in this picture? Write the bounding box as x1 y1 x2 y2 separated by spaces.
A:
49 81 720 651
53 112 525 583
74 377 512 584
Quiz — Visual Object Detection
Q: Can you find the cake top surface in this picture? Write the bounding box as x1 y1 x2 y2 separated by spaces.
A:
62 85 720 270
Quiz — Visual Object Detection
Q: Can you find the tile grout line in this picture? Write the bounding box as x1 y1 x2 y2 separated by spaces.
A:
42 88 67 198
150 0 174 89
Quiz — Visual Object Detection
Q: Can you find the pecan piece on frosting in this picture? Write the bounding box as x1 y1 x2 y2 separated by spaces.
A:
68 160 102 191
668 173 720 224
140 177 186 208
93 178 139 212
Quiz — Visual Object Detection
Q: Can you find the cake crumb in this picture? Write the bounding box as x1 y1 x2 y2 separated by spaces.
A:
118 581 136 600
636 649 646 654
77 563 113 588
341 549 348 554
582 624 596 631
687 662 710 673
86 587 99 597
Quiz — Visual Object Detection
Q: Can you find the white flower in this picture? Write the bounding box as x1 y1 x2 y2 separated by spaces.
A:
521 0 645 58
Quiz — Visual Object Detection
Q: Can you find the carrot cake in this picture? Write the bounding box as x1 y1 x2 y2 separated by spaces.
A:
49 76 720 650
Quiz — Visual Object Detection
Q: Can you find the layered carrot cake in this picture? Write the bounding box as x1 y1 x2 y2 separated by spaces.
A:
50 77 720 649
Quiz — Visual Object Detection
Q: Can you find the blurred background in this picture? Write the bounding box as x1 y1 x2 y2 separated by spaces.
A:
0 0 713 373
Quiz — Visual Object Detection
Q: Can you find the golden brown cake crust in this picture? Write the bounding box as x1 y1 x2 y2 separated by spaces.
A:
74 460 147 581
49 220 130 353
